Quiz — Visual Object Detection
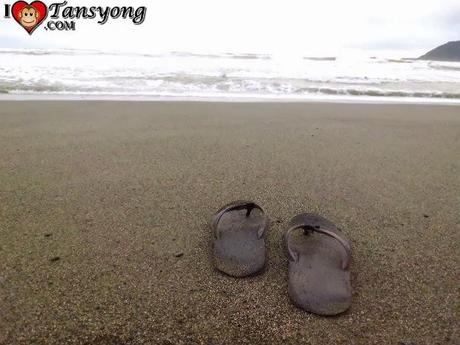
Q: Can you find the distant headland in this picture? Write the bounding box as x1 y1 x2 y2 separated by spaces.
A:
419 41 460 62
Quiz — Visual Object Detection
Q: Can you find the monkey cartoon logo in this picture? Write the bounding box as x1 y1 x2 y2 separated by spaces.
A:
12 1 48 34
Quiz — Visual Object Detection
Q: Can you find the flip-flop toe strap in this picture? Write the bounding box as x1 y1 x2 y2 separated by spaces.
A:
212 201 267 239
284 223 351 270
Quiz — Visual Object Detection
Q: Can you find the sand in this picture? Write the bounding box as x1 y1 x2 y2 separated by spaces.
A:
0 100 459 345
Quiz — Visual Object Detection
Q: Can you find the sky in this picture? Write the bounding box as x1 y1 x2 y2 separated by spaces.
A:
0 0 459 57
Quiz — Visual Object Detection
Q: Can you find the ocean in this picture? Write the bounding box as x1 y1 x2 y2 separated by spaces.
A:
1 48 460 102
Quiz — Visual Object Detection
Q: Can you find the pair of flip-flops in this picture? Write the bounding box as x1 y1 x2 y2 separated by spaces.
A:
211 200 352 316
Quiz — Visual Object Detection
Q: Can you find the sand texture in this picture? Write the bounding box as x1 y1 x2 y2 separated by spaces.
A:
0 101 459 345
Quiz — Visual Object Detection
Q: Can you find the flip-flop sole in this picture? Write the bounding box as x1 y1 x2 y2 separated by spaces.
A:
286 214 352 315
213 205 267 277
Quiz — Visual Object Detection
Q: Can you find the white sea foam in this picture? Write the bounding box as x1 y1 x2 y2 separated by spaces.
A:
1 48 459 101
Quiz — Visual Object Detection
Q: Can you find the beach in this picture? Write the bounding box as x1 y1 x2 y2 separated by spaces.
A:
0 100 459 345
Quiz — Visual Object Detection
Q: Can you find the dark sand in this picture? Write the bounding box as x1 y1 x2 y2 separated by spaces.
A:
0 101 459 345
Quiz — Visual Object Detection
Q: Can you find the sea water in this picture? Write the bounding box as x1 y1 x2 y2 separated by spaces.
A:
1 48 459 101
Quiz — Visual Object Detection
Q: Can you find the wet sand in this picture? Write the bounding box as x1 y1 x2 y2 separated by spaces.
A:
0 101 459 345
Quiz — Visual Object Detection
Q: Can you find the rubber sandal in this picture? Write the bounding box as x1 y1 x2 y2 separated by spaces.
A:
283 213 352 315
212 201 269 277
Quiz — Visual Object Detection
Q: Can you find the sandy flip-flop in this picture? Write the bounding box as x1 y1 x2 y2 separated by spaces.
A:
283 213 352 315
212 201 269 277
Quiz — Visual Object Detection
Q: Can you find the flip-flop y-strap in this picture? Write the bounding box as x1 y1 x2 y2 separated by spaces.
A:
284 219 351 270
212 200 268 239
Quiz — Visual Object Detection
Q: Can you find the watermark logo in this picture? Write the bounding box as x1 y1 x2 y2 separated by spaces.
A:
11 1 48 34
4 1 147 34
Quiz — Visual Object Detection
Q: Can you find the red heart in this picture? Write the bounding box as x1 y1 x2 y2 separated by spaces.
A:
12 1 48 34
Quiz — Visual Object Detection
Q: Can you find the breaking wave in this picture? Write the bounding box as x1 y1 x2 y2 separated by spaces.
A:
1 48 460 101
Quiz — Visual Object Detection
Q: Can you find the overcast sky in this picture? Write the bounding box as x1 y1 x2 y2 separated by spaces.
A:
0 0 459 57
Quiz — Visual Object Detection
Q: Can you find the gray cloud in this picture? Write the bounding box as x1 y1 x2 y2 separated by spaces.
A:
431 4 460 31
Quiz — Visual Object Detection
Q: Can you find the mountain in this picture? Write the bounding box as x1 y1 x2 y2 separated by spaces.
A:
419 41 460 62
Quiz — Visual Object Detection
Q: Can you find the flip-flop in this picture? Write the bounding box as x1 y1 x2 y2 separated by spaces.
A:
283 213 352 315
212 201 269 277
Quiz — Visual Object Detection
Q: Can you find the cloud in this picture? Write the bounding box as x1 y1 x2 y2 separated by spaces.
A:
438 7 460 37
0 0 458 55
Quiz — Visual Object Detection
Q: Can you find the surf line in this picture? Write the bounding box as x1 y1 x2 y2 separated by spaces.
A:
48 1 147 25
